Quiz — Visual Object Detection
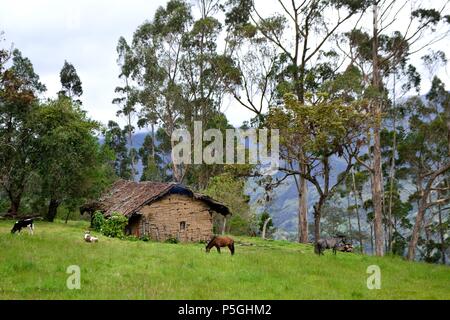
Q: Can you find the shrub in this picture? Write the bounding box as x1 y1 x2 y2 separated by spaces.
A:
165 237 179 244
101 212 128 239
125 235 140 242
92 211 106 232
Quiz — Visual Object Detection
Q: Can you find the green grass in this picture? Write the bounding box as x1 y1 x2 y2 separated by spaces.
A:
0 220 448 299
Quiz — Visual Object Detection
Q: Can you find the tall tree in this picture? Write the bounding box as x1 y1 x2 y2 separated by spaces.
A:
103 120 133 180
268 88 366 240
339 0 448 256
128 0 239 185
0 49 46 216
113 37 138 181
130 0 193 182
58 60 83 103
397 77 450 260
224 0 369 243
138 130 170 182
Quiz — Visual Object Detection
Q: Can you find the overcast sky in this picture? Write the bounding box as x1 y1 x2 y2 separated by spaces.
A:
1 0 448 130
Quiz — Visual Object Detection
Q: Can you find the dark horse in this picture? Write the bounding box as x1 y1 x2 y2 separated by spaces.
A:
205 236 235 255
314 236 349 255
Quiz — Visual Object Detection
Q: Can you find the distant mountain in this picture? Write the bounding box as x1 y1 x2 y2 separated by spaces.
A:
105 123 420 243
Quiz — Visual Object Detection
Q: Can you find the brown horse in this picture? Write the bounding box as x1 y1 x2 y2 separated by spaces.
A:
205 236 235 255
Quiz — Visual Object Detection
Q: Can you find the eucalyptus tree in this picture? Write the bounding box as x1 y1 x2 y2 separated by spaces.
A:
113 37 139 181
129 0 193 182
339 0 449 256
396 77 450 261
138 132 169 182
102 120 133 180
224 0 369 243
58 60 83 103
125 0 239 184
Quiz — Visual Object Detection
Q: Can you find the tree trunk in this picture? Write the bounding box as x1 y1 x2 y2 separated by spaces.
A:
346 195 353 236
352 169 364 253
298 177 309 243
407 164 450 260
46 198 60 222
7 197 21 217
370 223 374 254
356 209 364 254
125 77 135 182
387 72 397 253
371 0 384 257
221 216 227 235
313 197 325 241
372 157 384 256
128 113 135 181
151 123 156 159
407 202 427 261
262 217 272 240
437 204 446 264
65 210 71 224
170 137 183 183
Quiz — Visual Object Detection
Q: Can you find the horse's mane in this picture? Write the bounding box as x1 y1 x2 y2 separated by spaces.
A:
206 235 217 247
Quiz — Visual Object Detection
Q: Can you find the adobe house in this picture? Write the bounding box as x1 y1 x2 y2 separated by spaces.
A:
81 180 230 242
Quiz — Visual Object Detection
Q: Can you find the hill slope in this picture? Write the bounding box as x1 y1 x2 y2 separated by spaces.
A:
0 221 448 299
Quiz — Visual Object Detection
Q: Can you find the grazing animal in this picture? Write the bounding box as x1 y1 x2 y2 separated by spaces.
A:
205 236 235 255
11 218 36 235
314 237 348 255
84 231 98 243
338 243 354 253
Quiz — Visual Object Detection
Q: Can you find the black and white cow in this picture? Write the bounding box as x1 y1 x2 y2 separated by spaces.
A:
11 218 35 235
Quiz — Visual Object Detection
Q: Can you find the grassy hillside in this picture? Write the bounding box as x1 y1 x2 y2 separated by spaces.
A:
0 220 448 300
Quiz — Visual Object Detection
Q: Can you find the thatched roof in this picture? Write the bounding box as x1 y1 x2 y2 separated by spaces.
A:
81 180 230 217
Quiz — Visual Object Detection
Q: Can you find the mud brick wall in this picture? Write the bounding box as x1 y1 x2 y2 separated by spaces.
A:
132 194 214 242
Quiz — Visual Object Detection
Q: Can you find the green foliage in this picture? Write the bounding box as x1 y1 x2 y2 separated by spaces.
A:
321 201 348 237
58 60 83 101
92 211 106 232
269 93 366 157
138 132 168 182
102 121 133 180
100 212 128 239
223 0 253 31
0 48 46 215
258 212 273 232
30 97 112 221
165 237 179 244
203 171 255 236
391 231 407 256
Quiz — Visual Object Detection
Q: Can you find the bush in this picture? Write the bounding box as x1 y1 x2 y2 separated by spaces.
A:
101 212 128 239
165 237 179 244
92 211 106 231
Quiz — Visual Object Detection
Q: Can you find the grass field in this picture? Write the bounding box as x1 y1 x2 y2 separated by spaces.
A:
0 220 448 300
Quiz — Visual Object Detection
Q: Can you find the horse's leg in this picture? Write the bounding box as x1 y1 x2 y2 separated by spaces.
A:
216 246 221 253
229 243 235 255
